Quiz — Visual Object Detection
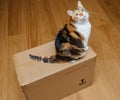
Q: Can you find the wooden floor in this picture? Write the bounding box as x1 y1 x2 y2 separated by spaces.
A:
0 0 120 100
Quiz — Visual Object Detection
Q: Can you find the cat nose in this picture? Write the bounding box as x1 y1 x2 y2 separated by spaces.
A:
80 13 83 16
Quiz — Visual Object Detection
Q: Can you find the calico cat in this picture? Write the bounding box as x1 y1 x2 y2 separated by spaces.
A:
29 1 91 63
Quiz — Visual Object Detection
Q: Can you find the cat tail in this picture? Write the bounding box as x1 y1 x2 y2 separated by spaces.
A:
29 54 59 63
29 50 87 63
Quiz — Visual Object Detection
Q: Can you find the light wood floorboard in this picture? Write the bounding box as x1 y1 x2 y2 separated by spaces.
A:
0 0 120 100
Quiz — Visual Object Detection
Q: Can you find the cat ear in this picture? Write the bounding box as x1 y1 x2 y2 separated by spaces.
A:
67 10 73 16
78 1 84 9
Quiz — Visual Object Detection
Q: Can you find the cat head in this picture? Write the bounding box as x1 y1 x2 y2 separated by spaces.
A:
67 1 89 23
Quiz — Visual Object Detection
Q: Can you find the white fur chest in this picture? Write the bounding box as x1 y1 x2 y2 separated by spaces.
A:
74 21 91 43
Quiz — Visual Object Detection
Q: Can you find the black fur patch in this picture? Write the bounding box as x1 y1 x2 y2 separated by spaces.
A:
70 48 80 55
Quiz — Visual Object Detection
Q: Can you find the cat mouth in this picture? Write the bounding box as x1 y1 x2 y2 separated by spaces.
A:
78 18 87 22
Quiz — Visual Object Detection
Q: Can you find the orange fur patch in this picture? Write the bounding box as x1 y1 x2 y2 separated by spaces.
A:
72 16 78 22
70 32 79 39
67 24 75 32
61 43 71 50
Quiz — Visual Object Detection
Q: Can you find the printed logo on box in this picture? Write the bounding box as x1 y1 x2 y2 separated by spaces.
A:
79 79 86 86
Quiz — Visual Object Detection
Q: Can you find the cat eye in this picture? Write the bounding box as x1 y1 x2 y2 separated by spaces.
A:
81 9 84 11
76 14 79 16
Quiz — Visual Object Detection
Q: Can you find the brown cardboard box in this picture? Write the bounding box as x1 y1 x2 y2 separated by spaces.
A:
14 41 96 100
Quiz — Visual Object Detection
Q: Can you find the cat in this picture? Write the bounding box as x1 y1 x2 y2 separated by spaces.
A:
29 1 91 63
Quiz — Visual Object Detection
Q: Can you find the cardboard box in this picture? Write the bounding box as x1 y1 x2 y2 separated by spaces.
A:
14 41 96 100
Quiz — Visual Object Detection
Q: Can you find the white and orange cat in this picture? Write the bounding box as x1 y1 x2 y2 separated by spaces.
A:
29 1 91 63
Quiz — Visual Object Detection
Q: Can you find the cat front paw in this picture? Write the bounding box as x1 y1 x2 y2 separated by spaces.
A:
84 46 89 51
